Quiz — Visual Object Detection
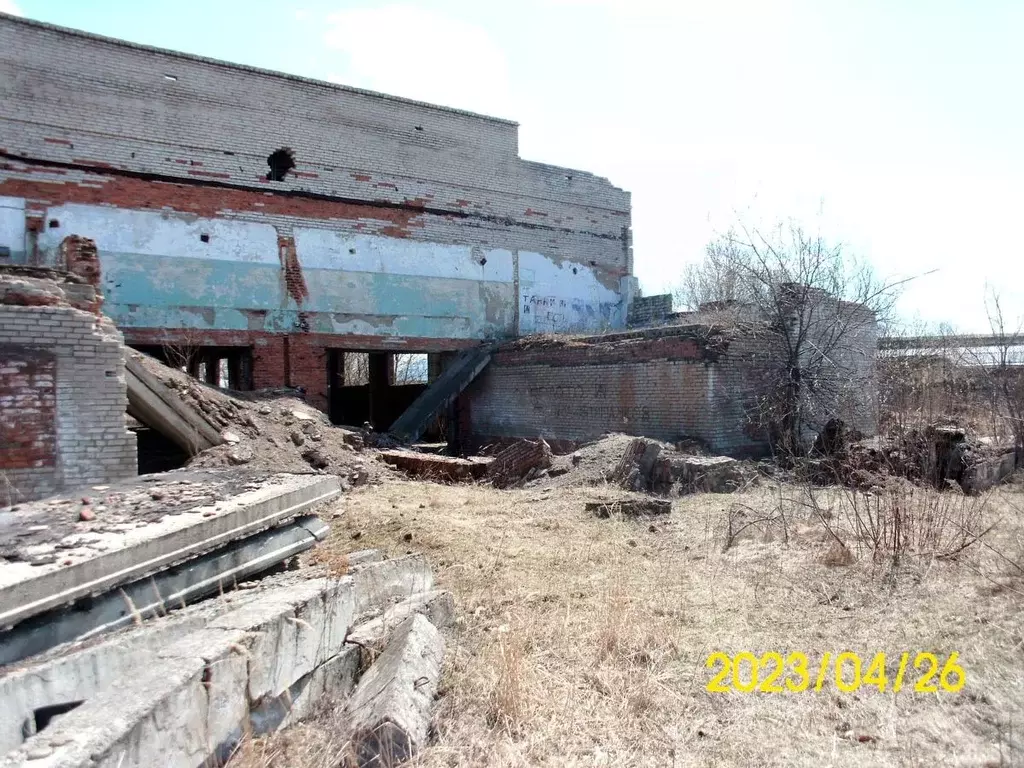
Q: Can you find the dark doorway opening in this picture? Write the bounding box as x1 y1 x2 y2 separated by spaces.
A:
328 350 444 438
133 423 191 474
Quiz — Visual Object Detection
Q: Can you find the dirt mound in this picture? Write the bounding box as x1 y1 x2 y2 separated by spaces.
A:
525 433 751 494
132 353 393 485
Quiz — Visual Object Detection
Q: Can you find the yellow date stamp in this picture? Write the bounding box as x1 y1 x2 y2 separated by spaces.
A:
705 652 965 694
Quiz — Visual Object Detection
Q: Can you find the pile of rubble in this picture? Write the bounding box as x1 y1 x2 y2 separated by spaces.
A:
129 351 388 487
835 424 1017 494
525 433 752 495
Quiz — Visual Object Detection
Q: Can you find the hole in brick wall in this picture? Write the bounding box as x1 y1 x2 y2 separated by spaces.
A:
414 125 423 131
590 260 597 266
200 233 210 243
266 148 296 181
565 174 573 182
164 74 178 81
48 219 59 228
393 353 428 384
572 267 578 275
224 151 235 156
343 352 370 386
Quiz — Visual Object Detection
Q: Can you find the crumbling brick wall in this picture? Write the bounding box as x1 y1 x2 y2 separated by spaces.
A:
0 268 136 503
465 323 877 458
626 294 673 327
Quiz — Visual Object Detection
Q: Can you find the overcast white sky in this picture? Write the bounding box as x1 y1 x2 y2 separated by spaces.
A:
8 0 1024 331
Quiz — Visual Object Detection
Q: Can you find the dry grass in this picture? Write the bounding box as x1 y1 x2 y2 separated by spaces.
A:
233 476 1024 767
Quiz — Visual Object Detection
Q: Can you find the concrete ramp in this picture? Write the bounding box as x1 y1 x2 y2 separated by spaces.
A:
389 345 493 443
124 352 224 454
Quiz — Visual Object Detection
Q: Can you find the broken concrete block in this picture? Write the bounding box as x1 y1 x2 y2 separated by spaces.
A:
607 438 662 491
302 448 329 469
485 439 553 488
586 498 672 518
961 450 1017 494
344 613 444 768
670 455 744 493
349 554 434 616
346 589 456 655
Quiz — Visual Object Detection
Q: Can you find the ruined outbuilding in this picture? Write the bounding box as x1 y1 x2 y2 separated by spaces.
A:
0 266 136 503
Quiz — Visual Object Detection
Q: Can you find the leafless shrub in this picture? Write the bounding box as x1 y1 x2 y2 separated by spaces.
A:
799 482 990 565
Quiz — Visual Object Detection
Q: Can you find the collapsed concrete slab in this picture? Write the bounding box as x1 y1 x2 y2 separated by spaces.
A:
0 514 327 666
0 471 341 629
343 614 445 768
124 350 224 455
0 555 455 767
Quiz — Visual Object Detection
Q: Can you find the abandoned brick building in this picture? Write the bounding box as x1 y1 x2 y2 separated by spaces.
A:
0 14 634 432
0 14 880 497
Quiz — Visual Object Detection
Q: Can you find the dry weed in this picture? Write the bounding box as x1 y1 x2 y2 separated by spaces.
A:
229 477 1024 767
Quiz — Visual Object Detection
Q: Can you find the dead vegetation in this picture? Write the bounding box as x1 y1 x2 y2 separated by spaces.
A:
229 471 1024 768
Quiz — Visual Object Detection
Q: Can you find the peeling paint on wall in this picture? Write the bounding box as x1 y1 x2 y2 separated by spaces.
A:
517 251 622 334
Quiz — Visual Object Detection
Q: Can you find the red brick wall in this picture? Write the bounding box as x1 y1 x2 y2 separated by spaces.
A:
465 328 770 457
0 348 56 469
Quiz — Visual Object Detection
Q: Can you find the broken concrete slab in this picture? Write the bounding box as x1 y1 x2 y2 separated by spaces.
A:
344 613 445 768
0 471 341 629
670 455 745 493
346 589 456 656
586 499 672 518
380 450 491 482
125 352 223 455
1 547 451 767
349 554 435 616
485 439 553 488
0 515 328 666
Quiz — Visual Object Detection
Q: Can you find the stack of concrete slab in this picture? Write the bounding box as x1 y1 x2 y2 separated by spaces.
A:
0 471 455 768
0 470 340 664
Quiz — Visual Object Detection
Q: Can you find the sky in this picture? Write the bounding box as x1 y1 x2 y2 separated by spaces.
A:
4 0 1023 332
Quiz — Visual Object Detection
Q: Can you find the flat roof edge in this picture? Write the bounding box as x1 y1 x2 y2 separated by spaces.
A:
0 12 520 127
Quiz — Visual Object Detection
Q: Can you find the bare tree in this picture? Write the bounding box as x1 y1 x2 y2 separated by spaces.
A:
689 220 907 458
674 229 748 311
979 289 1024 455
